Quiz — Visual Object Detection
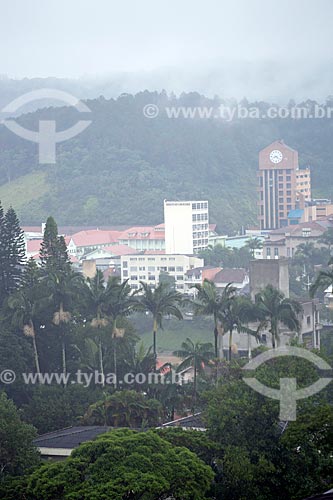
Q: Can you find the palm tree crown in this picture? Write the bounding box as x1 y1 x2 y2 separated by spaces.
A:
135 281 183 368
193 280 237 357
174 338 214 410
255 285 302 348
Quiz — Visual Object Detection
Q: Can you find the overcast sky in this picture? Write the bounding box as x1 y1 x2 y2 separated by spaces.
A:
1 0 332 99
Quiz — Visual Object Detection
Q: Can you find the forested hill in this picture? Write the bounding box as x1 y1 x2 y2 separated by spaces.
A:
0 91 333 233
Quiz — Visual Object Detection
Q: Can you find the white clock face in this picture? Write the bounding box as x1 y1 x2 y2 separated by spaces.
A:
269 150 283 164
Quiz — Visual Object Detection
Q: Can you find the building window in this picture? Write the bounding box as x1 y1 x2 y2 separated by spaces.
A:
130 266 137 272
123 261 128 268
274 248 279 257
266 247 271 257
307 316 311 326
279 197 284 203
130 275 138 281
123 270 128 277
302 228 311 237
176 266 183 272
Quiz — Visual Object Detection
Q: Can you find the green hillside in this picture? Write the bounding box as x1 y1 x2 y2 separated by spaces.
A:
0 171 48 212
0 92 332 232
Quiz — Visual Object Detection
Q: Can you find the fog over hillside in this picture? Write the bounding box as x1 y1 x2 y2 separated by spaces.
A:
1 57 333 114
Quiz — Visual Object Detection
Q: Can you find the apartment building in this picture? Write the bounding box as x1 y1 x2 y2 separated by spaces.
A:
164 200 209 254
121 253 204 292
296 167 311 204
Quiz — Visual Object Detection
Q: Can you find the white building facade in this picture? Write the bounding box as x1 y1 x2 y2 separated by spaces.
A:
164 200 209 254
121 254 204 293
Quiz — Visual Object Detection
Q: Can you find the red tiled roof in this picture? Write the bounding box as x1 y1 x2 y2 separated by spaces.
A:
268 220 328 236
118 226 165 241
22 226 42 233
202 267 222 281
26 239 43 253
103 245 137 256
214 268 247 284
70 230 122 247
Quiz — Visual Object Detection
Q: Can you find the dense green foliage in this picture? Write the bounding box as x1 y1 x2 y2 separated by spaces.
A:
0 206 25 304
205 360 333 500
0 392 39 478
24 430 214 500
1 92 333 231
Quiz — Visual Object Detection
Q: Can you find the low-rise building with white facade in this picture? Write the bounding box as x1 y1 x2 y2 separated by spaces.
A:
117 225 165 251
121 253 204 293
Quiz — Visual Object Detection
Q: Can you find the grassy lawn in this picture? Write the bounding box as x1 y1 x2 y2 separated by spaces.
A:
0 171 48 212
131 314 215 353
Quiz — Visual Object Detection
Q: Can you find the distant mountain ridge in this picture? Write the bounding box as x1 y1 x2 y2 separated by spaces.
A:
0 91 332 233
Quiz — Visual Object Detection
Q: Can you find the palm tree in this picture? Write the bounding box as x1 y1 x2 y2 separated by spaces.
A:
8 260 45 375
85 270 110 386
310 258 333 298
220 295 259 361
8 289 41 374
174 338 214 410
136 281 183 369
46 270 84 382
255 285 302 348
123 342 155 377
193 280 237 358
245 237 263 258
107 277 137 385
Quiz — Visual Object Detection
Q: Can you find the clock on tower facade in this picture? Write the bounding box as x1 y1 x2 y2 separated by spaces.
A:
257 140 298 230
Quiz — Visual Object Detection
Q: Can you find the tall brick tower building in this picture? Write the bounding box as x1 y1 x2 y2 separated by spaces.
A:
258 140 299 230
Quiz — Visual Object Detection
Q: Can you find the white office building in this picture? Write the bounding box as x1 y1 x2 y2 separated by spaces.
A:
121 253 204 293
164 200 209 254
